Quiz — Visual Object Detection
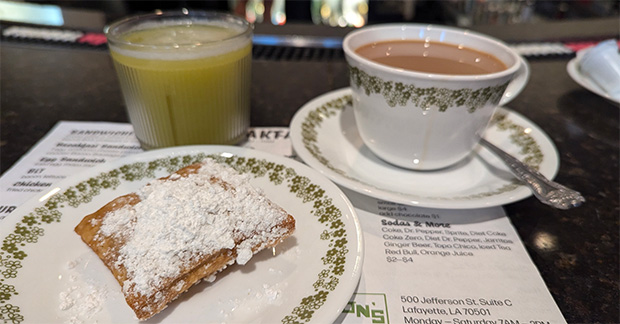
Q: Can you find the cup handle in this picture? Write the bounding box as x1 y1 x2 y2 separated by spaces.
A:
499 56 530 106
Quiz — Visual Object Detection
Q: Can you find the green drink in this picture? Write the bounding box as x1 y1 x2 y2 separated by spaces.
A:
106 12 252 149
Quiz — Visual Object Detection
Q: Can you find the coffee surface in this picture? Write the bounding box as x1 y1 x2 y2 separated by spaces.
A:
355 40 507 75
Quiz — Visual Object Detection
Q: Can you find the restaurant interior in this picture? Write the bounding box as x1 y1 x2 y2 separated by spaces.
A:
1 0 619 323
14 0 620 26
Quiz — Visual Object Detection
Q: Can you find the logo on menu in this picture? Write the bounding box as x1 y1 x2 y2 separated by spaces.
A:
342 293 389 323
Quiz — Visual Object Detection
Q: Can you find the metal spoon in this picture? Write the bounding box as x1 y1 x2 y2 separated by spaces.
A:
479 138 585 209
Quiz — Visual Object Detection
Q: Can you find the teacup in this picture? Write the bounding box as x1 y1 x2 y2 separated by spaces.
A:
343 24 529 170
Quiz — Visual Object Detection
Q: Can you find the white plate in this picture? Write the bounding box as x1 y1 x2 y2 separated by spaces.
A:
567 49 620 104
0 146 363 323
290 88 560 209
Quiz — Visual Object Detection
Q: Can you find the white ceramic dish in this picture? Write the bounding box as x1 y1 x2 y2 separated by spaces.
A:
290 88 560 209
567 49 620 104
0 146 363 323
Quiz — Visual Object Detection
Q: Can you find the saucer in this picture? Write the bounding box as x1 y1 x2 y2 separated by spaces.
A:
567 49 620 104
290 88 560 209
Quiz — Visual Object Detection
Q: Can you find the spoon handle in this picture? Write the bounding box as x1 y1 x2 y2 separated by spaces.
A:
479 138 585 209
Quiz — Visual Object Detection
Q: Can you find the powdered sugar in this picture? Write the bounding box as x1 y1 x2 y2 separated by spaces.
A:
59 283 107 320
59 258 109 324
97 158 290 300
235 246 253 265
216 282 286 322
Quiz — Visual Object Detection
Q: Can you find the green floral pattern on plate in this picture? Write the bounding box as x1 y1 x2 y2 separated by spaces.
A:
300 94 544 201
0 153 351 323
349 66 510 112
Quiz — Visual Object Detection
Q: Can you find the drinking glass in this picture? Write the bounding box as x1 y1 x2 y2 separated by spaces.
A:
106 11 253 149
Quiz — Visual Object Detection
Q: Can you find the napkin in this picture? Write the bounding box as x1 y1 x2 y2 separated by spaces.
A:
578 39 620 99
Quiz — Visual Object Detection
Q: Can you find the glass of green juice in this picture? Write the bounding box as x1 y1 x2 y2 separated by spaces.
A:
105 11 253 149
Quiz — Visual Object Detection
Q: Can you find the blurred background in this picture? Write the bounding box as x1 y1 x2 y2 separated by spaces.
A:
5 0 619 28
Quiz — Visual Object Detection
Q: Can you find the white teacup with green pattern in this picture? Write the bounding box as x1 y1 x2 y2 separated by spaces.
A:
343 24 529 170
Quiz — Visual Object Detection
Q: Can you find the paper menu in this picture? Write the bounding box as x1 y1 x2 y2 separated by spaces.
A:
0 122 141 218
337 189 565 323
0 121 292 220
0 121 565 322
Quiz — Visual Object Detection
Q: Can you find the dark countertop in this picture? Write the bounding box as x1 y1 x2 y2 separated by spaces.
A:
1 17 619 323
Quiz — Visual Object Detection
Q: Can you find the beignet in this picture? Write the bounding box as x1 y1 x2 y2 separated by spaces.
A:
75 158 295 320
